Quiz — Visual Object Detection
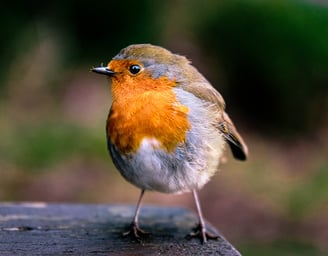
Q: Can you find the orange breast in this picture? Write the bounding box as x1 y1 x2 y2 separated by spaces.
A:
107 73 190 154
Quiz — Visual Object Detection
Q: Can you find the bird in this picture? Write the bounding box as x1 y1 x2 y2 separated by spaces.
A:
92 44 248 243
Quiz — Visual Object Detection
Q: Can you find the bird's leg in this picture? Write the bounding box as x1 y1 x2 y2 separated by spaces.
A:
189 189 218 243
123 189 150 239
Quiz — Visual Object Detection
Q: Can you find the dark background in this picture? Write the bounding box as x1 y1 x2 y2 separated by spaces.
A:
1 1 327 255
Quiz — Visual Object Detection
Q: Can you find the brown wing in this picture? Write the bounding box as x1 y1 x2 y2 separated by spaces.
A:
178 81 226 110
217 112 248 161
179 79 248 161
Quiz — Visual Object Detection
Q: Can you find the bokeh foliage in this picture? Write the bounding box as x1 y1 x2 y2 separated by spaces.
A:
189 0 328 134
1 0 327 134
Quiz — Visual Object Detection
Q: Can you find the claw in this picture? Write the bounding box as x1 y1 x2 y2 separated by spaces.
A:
122 190 150 242
188 223 219 243
122 223 151 241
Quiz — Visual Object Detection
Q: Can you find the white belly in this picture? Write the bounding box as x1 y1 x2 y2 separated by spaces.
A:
111 134 224 194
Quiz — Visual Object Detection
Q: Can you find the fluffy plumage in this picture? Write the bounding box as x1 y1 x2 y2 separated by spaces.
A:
92 44 248 243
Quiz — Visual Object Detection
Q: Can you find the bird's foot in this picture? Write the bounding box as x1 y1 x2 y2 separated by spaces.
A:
122 223 151 241
188 223 219 243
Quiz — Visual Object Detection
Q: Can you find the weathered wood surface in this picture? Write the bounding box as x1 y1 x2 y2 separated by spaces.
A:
0 203 241 255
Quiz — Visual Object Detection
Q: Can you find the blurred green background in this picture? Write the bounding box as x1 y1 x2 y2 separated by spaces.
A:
1 0 328 255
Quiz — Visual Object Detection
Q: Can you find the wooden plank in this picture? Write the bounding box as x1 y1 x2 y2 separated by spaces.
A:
0 203 241 255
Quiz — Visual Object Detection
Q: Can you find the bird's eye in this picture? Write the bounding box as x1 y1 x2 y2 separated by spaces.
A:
129 64 142 75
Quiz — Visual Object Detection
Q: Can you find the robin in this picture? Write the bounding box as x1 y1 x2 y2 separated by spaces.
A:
92 44 248 243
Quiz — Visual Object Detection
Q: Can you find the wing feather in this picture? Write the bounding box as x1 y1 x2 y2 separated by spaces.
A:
179 80 248 161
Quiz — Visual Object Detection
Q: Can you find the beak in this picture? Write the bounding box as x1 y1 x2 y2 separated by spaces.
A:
91 66 115 76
